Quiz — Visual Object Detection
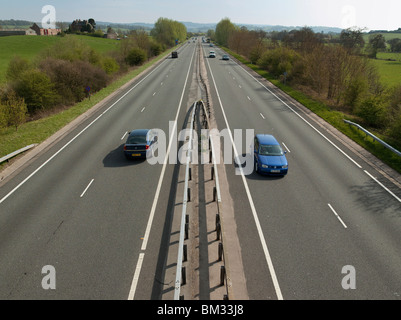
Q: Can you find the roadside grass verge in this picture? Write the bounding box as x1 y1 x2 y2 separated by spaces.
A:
225 48 401 174
0 47 176 169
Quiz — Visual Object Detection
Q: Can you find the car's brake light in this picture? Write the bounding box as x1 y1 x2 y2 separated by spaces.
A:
146 145 150 150
124 145 127 151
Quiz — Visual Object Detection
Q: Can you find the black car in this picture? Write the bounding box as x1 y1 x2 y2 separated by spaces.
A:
172 51 178 59
124 129 158 160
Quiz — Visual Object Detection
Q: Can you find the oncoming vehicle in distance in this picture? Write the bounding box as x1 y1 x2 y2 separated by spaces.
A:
209 51 216 58
222 54 230 61
253 135 288 176
124 129 158 160
172 51 178 58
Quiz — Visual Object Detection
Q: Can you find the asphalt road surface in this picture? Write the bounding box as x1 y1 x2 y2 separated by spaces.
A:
202 42 401 300
1 39 401 300
0 43 197 299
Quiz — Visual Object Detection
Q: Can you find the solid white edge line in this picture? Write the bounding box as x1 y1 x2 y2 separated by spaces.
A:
204 45 284 301
364 170 401 203
80 179 94 198
230 59 363 169
0 57 169 205
328 204 348 229
128 253 145 300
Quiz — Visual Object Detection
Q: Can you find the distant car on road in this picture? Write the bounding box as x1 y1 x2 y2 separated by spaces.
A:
253 135 288 176
209 51 216 58
222 54 230 60
124 129 158 160
172 51 178 59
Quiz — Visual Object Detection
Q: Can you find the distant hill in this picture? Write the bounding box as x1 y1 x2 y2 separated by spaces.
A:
0 19 343 34
232 24 344 34
96 21 154 31
96 21 343 34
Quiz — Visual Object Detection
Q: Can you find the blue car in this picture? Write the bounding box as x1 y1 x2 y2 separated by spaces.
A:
253 135 288 176
124 129 158 160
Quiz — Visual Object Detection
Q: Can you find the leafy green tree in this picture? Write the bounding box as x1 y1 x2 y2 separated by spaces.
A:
2 90 27 130
101 56 120 75
215 18 236 47
13 69 59 114
207 29 215 41
368 34 386 58
342 76 368 111
150 40 163 57
340 28 365 54
151 18 186 47
126 47 147 66
258 46 301 79
356 96 387 128
388 38 401 53
283 27 321 52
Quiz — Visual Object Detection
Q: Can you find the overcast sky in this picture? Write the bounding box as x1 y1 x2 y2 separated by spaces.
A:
1 0 400 31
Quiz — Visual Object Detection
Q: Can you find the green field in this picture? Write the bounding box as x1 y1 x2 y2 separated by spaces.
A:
0 34 120 84
371 53 401 87
361 33 401 87
363 32 401 42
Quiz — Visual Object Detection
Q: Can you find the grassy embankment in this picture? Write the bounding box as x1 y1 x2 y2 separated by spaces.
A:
0 35 177 166
223 47 401 174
